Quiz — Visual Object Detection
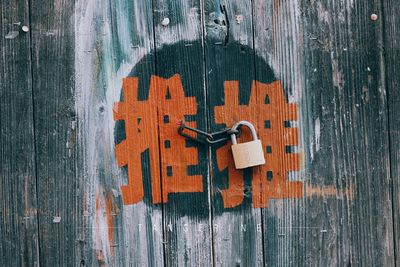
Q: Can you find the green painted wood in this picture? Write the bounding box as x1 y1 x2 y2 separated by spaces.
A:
0 1 39 266
300 1 394 266
382 1 400 265
152 1 213 266
203 1 264 266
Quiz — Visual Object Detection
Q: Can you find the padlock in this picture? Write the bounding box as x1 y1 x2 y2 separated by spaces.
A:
230 121 266 169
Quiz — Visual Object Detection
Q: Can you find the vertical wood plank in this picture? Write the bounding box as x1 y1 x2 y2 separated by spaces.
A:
203 0 264 265
0 1 39 266
300 0 394 265
29 0 78 265
252 1 306 266
151 0 213 265
74 0 164 265
382 1 400 265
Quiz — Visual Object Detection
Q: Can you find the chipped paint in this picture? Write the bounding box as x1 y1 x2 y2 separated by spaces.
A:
94 189 112 264
105 192 114 254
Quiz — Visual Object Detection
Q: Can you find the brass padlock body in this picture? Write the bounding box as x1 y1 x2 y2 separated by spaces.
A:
231 139 265 169
230 121 266 169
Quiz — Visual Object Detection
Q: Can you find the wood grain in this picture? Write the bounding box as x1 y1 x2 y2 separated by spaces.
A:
203 0 265 265
74 0 165 265
152 0 213 265
382 0 400 265
2 0 399 266
300 0 394 266
29 0 79 265
0 1 39 266
252 1 307 265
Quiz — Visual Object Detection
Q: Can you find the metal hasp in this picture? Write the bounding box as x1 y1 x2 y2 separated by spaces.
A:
178 121 240 145
230 121 266 169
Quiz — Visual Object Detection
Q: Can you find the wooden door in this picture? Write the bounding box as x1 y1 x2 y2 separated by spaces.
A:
1 0 399 266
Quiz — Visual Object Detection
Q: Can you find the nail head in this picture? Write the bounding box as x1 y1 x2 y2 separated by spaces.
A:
235 15 243 24
161 17 170 26
22 25 29 32
370 14 378 21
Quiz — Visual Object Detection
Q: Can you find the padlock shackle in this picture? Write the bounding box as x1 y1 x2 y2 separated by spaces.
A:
230 121 258 144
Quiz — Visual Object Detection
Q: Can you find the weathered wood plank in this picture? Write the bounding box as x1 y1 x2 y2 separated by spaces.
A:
0 1 39 266
382 1 400 265
74 0 164 265
29 0 79 265
252 1 306 266
203 1 264 266
300 1 394 265
152 0 213 265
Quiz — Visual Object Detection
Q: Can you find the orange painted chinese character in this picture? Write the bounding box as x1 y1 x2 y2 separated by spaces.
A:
113 74 202 205
214 80 303 208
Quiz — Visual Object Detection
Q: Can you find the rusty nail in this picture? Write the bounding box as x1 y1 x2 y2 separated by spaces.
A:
235 14 243 24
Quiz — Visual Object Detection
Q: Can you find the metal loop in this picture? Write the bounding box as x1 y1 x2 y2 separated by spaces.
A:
177 122 212 144
205 128 241 144
178 121 241 145
230 121 258 145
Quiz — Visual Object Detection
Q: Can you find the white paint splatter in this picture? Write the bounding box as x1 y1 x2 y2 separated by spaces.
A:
74 0 210 264
74 0 155 264
315 117 320 152
5 31 19 39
